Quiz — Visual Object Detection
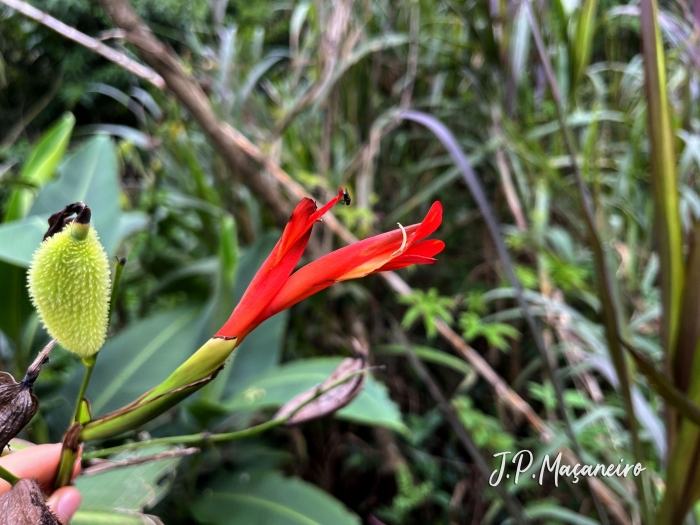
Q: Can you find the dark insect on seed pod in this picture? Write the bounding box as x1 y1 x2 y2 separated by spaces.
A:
0 478 60 525
0 341 55 452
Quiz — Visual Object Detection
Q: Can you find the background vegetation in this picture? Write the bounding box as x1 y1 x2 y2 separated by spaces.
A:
1 0 699 523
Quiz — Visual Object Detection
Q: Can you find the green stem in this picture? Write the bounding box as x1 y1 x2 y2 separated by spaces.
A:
84 367 371 460
53 449 76 489
71 356 95 424
83 419 284 460
0 465 19 486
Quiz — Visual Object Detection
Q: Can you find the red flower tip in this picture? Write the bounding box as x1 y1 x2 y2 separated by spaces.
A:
239 202 445 337
215 189 349 339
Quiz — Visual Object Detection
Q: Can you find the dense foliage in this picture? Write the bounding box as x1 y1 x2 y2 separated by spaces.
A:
1 0 700 523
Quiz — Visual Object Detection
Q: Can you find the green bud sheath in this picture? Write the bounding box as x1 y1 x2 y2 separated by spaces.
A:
28 217 110 358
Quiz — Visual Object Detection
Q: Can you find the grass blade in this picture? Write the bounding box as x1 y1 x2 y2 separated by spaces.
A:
639 0 684 377
398 109 610 525
569 0 599 94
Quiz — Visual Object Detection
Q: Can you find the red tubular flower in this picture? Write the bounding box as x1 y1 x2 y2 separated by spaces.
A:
215 189 347 339
81 192 442 441
216 195 443 341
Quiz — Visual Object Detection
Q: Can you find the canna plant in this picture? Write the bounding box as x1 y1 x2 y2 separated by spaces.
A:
8 188 443 496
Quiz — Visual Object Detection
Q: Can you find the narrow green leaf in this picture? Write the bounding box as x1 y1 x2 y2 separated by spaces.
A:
639 0 683 360
30 135 122 257
569 0 599 92
375 344 472 375
641 0 691 518
620 340 700 428
522 504 599 525
4 112 75 221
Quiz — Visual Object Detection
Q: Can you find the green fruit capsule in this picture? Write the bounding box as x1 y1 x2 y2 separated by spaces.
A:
28 205 111 358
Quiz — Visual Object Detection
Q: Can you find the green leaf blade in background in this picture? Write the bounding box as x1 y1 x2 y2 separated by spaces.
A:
0 135 123 267
222 358 407 434
192 470 360 525
30 134 122 256
0 215 49 267
4 112 75 222
569 0 599 94
65 307 203 419
74 445 182 524
71 510 163 525
639 0 683 361
213 231 288 400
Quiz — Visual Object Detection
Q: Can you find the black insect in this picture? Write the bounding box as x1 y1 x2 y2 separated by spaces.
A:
43 202 90 240
341 189 351 206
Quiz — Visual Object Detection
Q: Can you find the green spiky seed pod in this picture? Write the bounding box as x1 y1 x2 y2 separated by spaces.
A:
28 207 111 358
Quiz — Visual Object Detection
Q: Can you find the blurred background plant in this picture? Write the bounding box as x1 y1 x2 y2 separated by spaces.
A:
2 0 700 523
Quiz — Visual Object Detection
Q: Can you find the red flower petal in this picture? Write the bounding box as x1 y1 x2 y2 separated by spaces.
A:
411 202 442 243
376 255 439 272
240 203 443 338
215 190 345 338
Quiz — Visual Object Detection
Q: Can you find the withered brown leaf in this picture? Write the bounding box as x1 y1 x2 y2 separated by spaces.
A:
0 340 55 451
274 340 369 425
0 479 60 525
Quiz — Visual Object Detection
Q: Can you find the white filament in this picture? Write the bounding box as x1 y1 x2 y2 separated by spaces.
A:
392 223 407 256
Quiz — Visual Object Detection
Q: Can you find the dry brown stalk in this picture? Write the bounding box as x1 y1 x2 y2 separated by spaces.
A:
0 0 164 89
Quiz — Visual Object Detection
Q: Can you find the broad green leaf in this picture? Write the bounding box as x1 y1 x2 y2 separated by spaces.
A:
30 135 122 257
0 136 124 267
0 213 145 268
0 215 48 266
222 358 407 434
70 307 202 417
4 112 75 221
224 312 288 396
118 211 150 241
192 470 360 525
72 510 163 525
76 445 181 514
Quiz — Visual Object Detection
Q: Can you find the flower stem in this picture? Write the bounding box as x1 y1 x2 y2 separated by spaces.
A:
53 423 81 490
0 465 19 486
83 419 284 459
53 448 76 489
71 356 95 424
84 368 371 460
